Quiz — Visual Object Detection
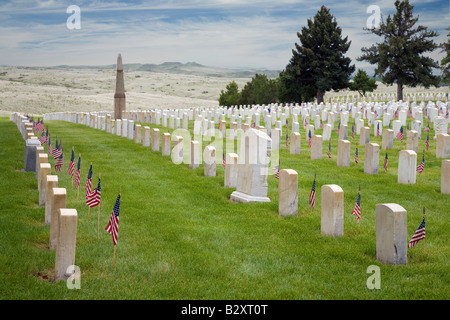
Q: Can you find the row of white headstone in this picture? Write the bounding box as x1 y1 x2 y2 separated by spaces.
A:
24 106 450 266
11 112 77 283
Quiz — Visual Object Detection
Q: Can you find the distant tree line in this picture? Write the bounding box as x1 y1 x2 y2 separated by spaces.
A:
219 0 449 107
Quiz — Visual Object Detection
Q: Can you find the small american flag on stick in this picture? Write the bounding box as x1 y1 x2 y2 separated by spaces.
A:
309 175 316 210
68 148 75 178
75 155 81 189
408 210 426 249
86 177 101 208
352 188 361 226
106 192 121 247
416 152 424 175
55 152 63 172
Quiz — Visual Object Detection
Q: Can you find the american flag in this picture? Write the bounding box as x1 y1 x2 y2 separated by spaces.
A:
48 137 52 155
327 142 331 158
222 151 226 169
355 147 359 164
45 129 49 144
309 177 316 210
251 122 255 128
423 124 429 133
376 123 380 138
55 152 63 172
320 120 323 128
352 192 361 223
308 130 312 148
106 194 121 246
384 152 388 172
38 132 46 144
416 153 424 174
337 121 340 135
285 133 289 148
68 149 75 177
285 119 288 130
86 164 93 198
273 162 280 179
36 120 44 132
86 178 101 207
52 139 62 159
396 126 403 143
408 217 425 248
426 134 429 151
74 156 81 189
351 122 355 139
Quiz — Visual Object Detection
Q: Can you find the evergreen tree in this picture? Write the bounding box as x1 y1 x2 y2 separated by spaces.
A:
283 5 354 104
218 81 240 107
350 69 378 96
239 73 278 105
358 0 440 101
440 27 450 84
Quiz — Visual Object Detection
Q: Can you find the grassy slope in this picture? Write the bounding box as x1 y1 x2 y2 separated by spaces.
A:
0 116 448 300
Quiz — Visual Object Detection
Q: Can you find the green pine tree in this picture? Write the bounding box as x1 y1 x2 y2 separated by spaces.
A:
440 27 450 84
350 69 378 96
280 5 354 104
358 0 440 101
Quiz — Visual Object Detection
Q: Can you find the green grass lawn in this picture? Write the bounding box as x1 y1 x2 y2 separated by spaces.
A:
0 115 449 300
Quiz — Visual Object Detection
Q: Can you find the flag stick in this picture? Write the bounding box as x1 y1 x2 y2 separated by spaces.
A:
88 207 90 219
358 184 361 232
97 173 101 240
71 146 74 186
312 172 316 212
423 207 426 254
113 186 122 266
77 154 80 200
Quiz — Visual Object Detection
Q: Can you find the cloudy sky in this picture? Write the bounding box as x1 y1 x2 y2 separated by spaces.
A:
0 0 448 72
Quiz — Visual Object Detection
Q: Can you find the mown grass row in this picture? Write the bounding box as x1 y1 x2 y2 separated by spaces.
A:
0 115 448 300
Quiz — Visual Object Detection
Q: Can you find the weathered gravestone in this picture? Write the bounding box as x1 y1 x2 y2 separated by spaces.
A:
224 153 239 188
189 141 200 169
376 203 407 265
406 130 419 153
364 143 380 174
442 160 450 194
436 133 450 159
230 129 272 203
162 133 171 156
278 169 298 217
382 128 394 149
45 175 58 225
152 128 160 152
337 139 350 167
143 126 150 147
203 146 216 177
24 139 41 172
398 150 417 184
38 163 51 206
49 188 66 250
290 132 300 154
311 135 323 160
54 208 78 282
321 184 344 237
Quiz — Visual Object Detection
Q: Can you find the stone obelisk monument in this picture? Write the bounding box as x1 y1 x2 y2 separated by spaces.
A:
114 53 126 119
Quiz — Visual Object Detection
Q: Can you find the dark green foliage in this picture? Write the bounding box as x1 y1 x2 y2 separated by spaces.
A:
350 69 378 96
280 5 354 104
219 74 279 107
358 0 440 100
440 27 450 84
239 74 278 105
218 81 240 107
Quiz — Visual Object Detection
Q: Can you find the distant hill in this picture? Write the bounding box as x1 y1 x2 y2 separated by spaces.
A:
53 61 281 79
